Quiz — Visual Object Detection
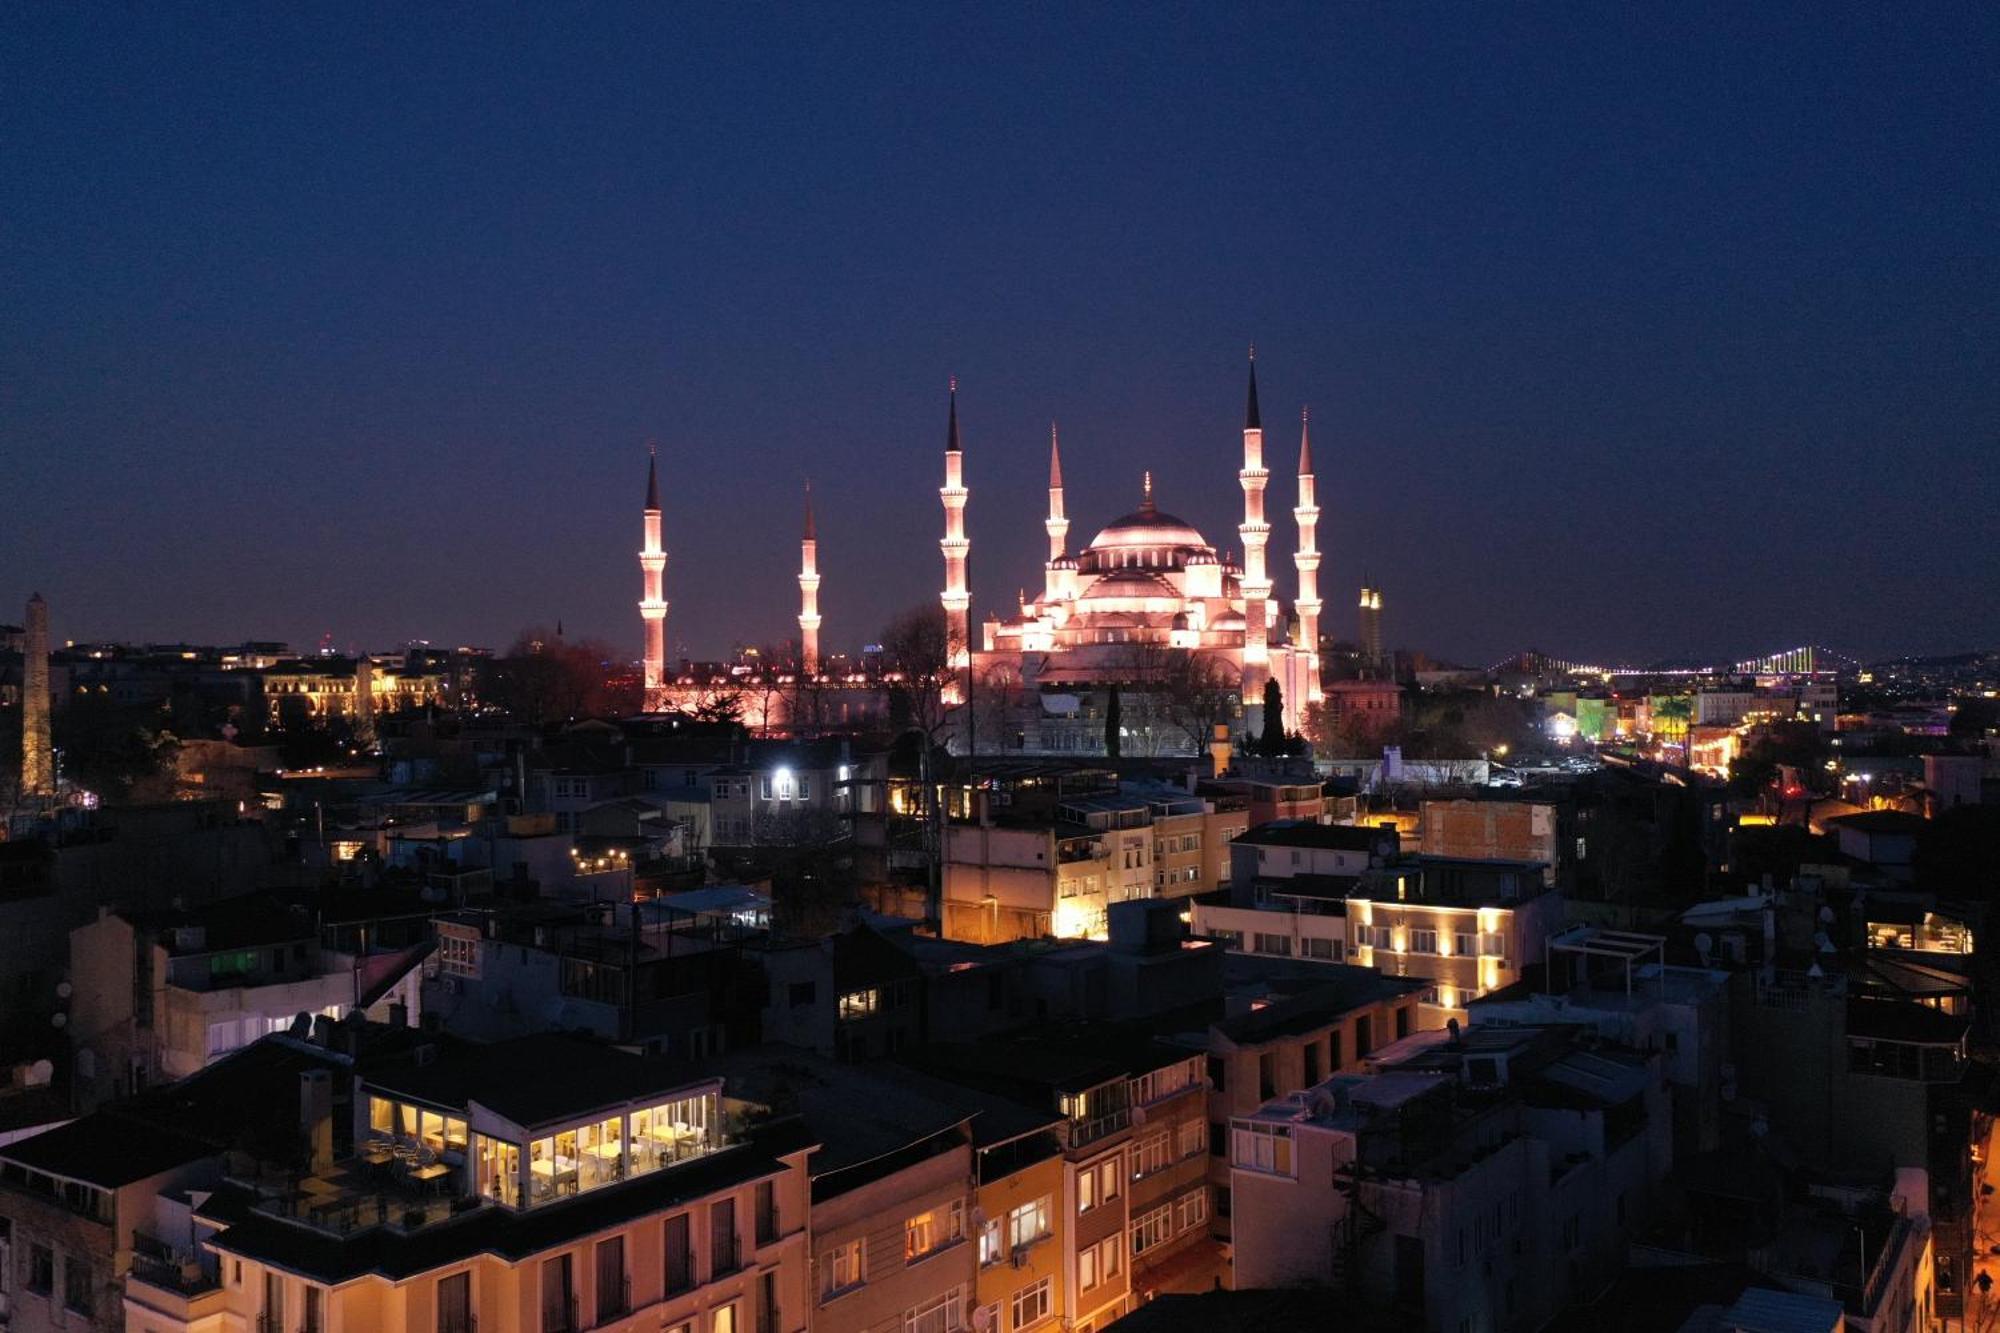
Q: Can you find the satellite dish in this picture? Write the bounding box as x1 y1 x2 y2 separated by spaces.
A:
55 980 72 999
972 1306 994 1333
49 1012 66 1029
1818 905 1835 924
26 1059 53 1086
1694 933 1713 963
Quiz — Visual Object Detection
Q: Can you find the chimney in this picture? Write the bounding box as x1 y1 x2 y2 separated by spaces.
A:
299 1069 334 1175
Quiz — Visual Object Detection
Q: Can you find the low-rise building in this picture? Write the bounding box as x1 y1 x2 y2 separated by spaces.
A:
1229 1023 1670 1331
67 897 427 1109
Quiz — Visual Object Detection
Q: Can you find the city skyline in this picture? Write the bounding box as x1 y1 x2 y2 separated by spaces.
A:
5 6 1996 664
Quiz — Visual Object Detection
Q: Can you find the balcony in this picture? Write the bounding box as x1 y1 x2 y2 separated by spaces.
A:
249 1155 481 1238
125 1246 226 1325
594 1276 631 1326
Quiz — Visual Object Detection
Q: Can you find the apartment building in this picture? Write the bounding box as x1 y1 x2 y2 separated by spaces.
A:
915 1024 1223 1328
943 788 1245 946
123 1033 815 1333
66 896 427 1110
1230 1024 1669 1331
717 1054 978 1333
1180 965 1428 1241
1343 855 1567 1018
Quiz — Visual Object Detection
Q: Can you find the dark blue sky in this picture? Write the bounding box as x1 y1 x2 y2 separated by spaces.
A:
5 5 1995 665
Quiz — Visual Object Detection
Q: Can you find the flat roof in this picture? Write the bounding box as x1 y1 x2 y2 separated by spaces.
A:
0 1115 213 1189
365 1034 716 1128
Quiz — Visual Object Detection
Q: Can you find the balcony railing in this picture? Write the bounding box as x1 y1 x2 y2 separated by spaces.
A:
541 1295 579 1333
594 1276 631 1326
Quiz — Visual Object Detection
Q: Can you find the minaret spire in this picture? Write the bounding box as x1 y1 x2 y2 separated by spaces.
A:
1292 404 1323 705
1238 346 1273 734
1245 344 1262 430
638 445 669 709
939 378 971 686
798 479 821 675
1043 422 1070 605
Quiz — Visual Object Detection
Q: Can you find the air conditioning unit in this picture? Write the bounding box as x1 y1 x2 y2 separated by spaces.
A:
1131 1104 1148 1126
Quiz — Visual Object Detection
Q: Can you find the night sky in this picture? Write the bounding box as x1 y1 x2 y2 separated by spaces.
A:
5 5 1996 666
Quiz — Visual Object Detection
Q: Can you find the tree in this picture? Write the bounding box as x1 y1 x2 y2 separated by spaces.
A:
878 603 964 930
1159 652 1238 756
53 694 180 802
1105 685 1122 761
481 627 632 724
1260 679 1285 756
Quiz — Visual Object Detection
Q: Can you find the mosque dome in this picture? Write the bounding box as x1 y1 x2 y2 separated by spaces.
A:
1084 472 1214 557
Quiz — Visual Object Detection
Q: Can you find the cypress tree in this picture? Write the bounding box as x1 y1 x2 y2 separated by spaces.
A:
1105 685 1123 760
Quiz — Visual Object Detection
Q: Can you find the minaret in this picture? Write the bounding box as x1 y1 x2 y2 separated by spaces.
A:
1292 407 1323 704
797 481 821 675
638 447 668 708
21 593 53 798
1238 349 1273 730
939 379 970 673
1042 423 1068 605
1359 581 1383 670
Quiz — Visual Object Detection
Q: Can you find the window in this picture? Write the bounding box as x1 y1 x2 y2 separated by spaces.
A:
27 1242 53 1296
1079 1234 1122 1291
1174 1189 1208 1232
904 1285 966 1333
1012 1276 1052 1327
904 1200 964 1261
303 1286 325 1333
838 988 879 1022
1453 931 1476 958
978 1216 1004 1267
1078 1158 1120 1212
1178 1118 1204 1159
64 1253 93 1316
1411 929 1438 955
476 1134 521 1207
713 1304 737 1333
1232 1122 1294 1176
1008 1195 1051 1251
437 1271 472 1333
440 934 479 977
1132 1203 1173 1254
1304 1041 1321 1085
541 1254 574 1333
595 1236 627 1319
712 1197 739 1273
1253 932 1292 956
1132 1130 1173 1177
664 1212 693 1294
822 1238 865 1298
1304 936 1339 961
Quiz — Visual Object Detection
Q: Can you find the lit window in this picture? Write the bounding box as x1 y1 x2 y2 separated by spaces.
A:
903 1200 964 1262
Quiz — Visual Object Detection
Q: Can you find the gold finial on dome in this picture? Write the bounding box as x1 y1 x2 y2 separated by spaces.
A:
1141 469 1155 514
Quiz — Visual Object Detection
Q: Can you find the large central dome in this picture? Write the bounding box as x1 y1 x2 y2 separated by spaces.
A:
1084 474 1213 553
1087 506 1210 552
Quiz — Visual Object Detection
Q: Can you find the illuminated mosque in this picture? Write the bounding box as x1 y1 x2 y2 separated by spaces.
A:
640 354 1331 751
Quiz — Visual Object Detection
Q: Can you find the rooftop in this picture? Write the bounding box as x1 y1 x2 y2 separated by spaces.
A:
1236 819 1392 851
365 1034 716 1129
